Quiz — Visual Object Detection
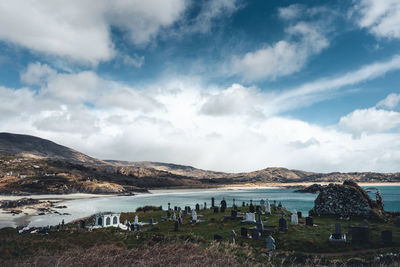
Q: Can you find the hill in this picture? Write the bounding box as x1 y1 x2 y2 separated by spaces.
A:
0 132 399 194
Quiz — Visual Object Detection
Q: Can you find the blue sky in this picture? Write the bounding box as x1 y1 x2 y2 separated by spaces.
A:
0 0 400 173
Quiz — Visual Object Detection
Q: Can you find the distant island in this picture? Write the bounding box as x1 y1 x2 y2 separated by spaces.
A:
0 132 399 195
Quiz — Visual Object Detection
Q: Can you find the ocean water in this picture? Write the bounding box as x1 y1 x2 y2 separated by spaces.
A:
2 186 400 228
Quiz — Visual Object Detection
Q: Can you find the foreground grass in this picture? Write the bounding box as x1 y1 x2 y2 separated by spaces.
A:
1 207 400 266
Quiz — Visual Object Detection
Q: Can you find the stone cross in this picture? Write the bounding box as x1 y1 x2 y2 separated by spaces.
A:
266 235 276 250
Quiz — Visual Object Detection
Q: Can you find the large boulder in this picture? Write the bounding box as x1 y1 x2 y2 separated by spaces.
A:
309 180 385 219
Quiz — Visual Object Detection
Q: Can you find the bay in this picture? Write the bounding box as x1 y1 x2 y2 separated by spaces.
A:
2 186 400 228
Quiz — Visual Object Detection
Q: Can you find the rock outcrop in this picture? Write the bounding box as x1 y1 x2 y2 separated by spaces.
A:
309 180 385 219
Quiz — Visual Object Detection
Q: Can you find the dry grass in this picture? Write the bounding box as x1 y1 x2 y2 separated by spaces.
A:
3 241 243 267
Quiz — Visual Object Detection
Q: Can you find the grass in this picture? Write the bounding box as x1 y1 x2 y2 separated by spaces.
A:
1 206 400 266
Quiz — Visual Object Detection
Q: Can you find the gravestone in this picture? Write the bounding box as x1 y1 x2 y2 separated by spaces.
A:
168 203 171 210
333 223 342 239
195 203 200 211
214 207 219 213
277 202 282 209
221 199 227 213
80 220 85 229
265 199 271 214
231 230 237 244
174 206 177 211
241 227 248 238
291 210 298 225
172 212 176 221
297 211 302 219
244 213 256 223
242 201 246 207
249 200 255 213
231 209 238 218
381 230 392 245
350 226 369 242
211 197 215 208
192 210 198 223
214 234 222 242
134 215 139 225
260 199 265 206
266 235 276 250
204 202 207 210
256 205 260 213
251 228 261 240
174 220 179 232
306 216 313 226
279 217 288 232
256 218 264 232
233 198 236 210
149 218 154 226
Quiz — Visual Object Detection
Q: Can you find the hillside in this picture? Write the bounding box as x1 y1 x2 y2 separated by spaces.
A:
0 132 399 194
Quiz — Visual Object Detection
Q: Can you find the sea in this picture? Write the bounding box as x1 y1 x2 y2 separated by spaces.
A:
1 186 400 229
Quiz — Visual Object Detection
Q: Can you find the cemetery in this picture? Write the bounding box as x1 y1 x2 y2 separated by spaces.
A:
1 182 400 265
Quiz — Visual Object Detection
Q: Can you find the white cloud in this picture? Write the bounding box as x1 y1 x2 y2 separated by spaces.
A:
354 0 400 39
231 20 329 81
377 93 400 109
2 58 400 173
278 4 304 20
121 54 145 68
339 107 400 137
0 0 187 64
20 62 57 85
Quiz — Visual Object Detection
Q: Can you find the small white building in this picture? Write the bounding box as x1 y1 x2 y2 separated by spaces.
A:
94 213 121 228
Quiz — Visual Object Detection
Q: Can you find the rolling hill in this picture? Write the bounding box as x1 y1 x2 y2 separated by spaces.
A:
0 132 399 194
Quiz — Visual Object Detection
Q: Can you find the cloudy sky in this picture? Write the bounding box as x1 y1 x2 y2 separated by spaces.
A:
1 0 400 173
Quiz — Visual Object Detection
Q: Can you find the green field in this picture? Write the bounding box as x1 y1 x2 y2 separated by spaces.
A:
1 207 400 266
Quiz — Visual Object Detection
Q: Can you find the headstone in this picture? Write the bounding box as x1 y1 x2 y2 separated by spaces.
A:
297 211 302 219
256 219 264 231
350 226 369 242
233 198 236 209
204 202 207 210
172 212 176 221
134 215 139 225
195 203 200 211
279 216 288 232
191 210 197 222
214 234 222 242
381 230 392 245
266 235 276 250
174 206 177 211
265 199 271 214
211 197 215 208
306 216 313 226
241 227 248 238
220 199 227 212
168 203 171 210
242 201 245 207
249 200 255 213
277 202 282 209
260 199 265 206
244 213 256 223
251 228 261 240
80 220 85 229
231 209 238 218
214 207 219 213
178 210 182 219
291 210 298 225
174 220 179 232
149 218 154 226
231 230 237 244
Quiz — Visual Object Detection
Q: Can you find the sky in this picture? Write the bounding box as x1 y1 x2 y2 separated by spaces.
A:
0 0 400 173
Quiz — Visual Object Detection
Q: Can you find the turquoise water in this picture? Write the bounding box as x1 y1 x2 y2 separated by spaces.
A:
2 186 400 228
